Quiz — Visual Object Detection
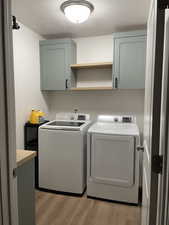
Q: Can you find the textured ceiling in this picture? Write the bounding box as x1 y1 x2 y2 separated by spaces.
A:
12 0 150 38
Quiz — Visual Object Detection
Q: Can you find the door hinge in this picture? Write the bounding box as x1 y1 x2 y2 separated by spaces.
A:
137 145 144 152
13 168 18 178
152 155 163 174
158 0 169 10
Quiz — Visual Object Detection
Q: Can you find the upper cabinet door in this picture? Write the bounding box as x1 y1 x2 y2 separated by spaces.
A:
40 39 76 91
113 31 147 89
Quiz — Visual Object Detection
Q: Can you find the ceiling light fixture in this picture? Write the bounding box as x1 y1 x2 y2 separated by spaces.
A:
60 0 94 24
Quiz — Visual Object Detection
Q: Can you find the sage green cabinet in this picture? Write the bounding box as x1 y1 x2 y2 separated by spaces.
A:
113 30 147 89
40 39 76 91
17 159 35 225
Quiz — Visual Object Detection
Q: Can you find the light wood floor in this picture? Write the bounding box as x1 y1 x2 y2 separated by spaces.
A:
36 191 141 225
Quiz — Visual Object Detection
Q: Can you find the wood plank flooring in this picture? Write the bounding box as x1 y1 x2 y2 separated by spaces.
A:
36 191 141 225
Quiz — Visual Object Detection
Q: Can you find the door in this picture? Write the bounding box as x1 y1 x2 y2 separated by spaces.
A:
141 0 166 224
91 134 135 187
40 43 67 91
114 35 146 89
157 8 169 225
0 0 18 225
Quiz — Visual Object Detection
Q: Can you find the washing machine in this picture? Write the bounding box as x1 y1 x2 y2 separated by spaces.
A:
39 112 91 194
87 115 140 204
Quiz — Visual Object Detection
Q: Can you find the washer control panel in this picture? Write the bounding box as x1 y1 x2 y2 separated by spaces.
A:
77 114 90 121
78 114 86 121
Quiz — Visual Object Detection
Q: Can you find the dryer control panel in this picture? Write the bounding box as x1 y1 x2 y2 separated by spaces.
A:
112 116 133 123
98 115 135 123
122 116 132 123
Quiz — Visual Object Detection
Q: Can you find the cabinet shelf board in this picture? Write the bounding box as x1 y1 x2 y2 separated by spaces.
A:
71 86 113 91
70 62 113 69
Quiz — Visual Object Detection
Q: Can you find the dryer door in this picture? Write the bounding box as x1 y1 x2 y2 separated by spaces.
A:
91 134 135 187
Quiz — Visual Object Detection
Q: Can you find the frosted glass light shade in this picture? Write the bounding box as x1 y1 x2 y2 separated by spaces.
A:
61 0 94 24
64 5 91 23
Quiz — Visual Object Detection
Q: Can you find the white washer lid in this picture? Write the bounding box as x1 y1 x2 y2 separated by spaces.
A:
88 122 139 136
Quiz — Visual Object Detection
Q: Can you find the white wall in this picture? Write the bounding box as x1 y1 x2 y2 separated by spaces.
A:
13 23 49 149
74 35 113 63
48 35 145 136
47 90 144 133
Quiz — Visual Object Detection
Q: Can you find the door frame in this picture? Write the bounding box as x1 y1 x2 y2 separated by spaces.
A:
0 0 18 225
141 0 167 224
148 2 165 224
157 6 169 225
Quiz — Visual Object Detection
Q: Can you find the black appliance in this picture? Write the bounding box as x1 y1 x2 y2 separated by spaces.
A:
24 121 49 188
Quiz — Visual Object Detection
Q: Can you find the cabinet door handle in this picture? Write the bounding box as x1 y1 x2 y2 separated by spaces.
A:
115 77 118 89
65 79 68 89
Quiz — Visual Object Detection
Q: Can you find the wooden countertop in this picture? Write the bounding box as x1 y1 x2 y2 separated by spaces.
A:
16 150 37 167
